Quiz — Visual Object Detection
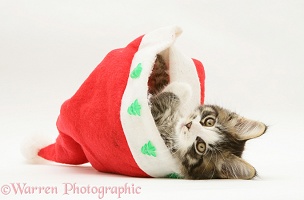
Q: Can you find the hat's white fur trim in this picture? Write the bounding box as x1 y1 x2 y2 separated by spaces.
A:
120 26 201 177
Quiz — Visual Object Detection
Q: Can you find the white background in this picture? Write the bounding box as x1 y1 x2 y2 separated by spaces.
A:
1 0 304 199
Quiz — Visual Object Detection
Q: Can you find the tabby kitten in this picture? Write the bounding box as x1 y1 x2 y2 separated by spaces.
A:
149 55 267 180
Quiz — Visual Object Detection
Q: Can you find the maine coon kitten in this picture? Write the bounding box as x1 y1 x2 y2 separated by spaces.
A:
149 55 267 179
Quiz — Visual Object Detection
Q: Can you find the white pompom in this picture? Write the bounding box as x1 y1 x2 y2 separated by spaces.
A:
20 133 53 163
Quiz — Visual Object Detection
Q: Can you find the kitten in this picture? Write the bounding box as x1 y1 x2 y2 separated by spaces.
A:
149 55 267 179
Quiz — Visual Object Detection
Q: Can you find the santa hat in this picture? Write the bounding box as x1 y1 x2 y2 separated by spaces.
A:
24 26 205 178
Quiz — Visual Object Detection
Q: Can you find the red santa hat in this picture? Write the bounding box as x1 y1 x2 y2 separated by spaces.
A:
23 26 205 178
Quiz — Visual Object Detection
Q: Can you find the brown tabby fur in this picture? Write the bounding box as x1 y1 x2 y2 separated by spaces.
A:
149 54 267 179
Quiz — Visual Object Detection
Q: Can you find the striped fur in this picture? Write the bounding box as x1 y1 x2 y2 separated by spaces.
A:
149 55 267 179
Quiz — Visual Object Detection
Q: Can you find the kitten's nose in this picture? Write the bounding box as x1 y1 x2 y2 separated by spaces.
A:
185 122 192 130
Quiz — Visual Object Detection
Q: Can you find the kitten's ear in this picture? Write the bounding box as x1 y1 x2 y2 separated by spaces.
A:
233 117 267 140
217 154 256 179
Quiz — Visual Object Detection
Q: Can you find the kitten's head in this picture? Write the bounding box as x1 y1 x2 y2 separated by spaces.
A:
175 105 267 179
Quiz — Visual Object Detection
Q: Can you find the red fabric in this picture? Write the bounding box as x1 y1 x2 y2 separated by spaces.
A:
38 35 206 178
38 36 149 177
192 58 205 104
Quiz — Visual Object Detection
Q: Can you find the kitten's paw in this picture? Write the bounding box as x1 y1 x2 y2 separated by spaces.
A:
163 82 192 104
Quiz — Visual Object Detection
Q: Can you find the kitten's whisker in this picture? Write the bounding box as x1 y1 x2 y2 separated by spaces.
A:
210 151 218 179
202 150 214 177
213 146 225 161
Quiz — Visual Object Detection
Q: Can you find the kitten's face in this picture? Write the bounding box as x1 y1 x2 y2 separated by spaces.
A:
175 105 267 179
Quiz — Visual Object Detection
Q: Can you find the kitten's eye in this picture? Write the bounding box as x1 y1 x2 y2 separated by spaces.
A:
196 141 206 154
201 117 216 127
206 118 215 126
